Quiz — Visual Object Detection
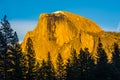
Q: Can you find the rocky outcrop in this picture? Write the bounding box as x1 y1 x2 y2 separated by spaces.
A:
21 11 120 63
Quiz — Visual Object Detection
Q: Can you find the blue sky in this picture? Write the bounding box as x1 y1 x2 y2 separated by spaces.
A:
0 0 120 42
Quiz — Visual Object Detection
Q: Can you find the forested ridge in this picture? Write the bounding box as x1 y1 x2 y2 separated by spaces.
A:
0 15 120 80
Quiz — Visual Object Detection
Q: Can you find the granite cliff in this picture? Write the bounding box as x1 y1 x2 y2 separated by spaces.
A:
21 11 120 63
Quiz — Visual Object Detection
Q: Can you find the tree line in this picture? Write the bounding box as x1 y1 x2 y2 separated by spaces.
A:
0 15 120 80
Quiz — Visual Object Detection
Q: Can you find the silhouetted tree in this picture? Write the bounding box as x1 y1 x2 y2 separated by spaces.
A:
36 53 55 80
37 59 47 80
46 52 55 80
84 48 95 80
71 49 79 80
10 44 25 80
0 31 7 79
66 58 73 80
0 15 18 45
95 38 114 80
112 43 120 70
35 62 40 80
20 53 28 80
65 48 95 80
0 15 22 80
56 53 65 80
111 43 120 79
97 40 108 65
77 48 95 80
26 38 36 80
66 49 79 80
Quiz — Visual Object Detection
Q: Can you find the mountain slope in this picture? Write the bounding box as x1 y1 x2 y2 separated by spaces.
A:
21 11 120 63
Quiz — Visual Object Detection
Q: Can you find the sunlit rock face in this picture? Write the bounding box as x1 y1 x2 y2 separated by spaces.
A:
21 11 120 63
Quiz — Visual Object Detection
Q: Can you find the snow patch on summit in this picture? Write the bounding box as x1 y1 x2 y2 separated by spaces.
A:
53 11 64 14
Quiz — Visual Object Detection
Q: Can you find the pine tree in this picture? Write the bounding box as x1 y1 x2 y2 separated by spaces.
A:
77 48 95 80
20 53 28 80
71 49 79 80
26 38 36 80
97 40 108 65
65 48 95 80
56 53 65 79
37 59 48 80
46 52 55 80
0 15 9 80
78 48 86 80
0 15 22 80
0 15 18 46
66 58 72 80
111 43 120 80
0 31 7 79
66 49 79 80
7 44 24 80
95 38 114 80
112 43 120 70
83 48 95 80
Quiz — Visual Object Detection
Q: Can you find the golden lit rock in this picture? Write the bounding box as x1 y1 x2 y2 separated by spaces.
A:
21 11 120 64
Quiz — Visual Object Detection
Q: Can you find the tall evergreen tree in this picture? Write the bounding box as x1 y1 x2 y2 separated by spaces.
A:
83 48 95 80
0 31 7 79
97 39 108 65
26 37 36 80
112 43 120 70
95 38 114 80
0 15 18 45
37 59 48 80
10 44 24 80
111 43 120 80
20 53 28 80
77 48 95 80
56 53 65 80
66 48 95 80
66 58 73 80
66 49 79 80
71 49 79 80
46 52 55 80
0 15 22 80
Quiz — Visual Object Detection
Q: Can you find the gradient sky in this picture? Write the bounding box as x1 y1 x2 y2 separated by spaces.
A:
0 0 120 42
